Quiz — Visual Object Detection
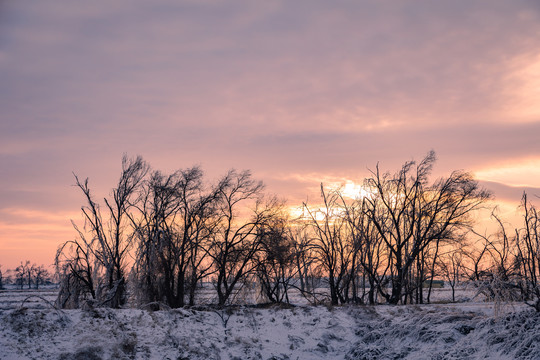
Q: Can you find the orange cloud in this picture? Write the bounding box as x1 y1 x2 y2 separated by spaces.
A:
474 157 540 188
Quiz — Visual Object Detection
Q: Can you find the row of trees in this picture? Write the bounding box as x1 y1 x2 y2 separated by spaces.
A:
55 156 284 308
300 151 492 305
0 262 52 290
55 153 540 310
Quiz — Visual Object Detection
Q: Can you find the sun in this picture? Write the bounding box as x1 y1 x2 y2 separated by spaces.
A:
338 181 372 200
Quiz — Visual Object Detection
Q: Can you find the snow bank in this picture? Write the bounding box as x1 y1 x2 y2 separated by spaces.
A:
1 304 539 359
346 306 540 360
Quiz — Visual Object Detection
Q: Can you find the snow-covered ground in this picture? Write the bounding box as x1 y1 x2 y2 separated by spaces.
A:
1 288 539 360
0 286 58 311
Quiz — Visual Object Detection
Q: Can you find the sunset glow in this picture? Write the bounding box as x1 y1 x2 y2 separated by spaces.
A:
1 0 540 270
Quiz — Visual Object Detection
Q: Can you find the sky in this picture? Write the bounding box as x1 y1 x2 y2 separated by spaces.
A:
1 0 540 270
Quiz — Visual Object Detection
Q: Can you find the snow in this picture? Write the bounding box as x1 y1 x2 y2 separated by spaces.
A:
0 287 58 311
1 297 539 360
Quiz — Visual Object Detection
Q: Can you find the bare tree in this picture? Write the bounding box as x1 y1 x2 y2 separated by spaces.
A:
342 197 386 305
290 225 311 294
363 151 491 304
31 264 50 289
303 185 356 305
177 168 222 306
57 155 148 308
56 232 101 308
438 249 464 302
132 169 192 308
463 194 540 311
286 223 326 304
254 214 297 304
209 170 279 306
462 234 491 283
14 261 31 289
132 166 219 307
514 193 540 311
465 211 523 306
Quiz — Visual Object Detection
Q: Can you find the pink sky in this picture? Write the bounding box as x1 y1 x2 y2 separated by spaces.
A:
1 0 540 269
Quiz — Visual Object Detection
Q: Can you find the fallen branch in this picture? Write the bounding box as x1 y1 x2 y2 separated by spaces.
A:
18 295 68 321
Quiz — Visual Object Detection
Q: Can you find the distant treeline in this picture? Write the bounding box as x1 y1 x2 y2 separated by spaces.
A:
0 261 53 290
54 152 540 311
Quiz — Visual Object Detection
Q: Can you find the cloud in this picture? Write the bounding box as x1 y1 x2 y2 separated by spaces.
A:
479 180 540 204
3 1 540 136
475 158 540 188
1 0 540 267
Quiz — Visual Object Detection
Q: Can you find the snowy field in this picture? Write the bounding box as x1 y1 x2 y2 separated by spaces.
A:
130 281 483 307
0 286 58 311
1 288 539 360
